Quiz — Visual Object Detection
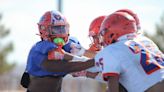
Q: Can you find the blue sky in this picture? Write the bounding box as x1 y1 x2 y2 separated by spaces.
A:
0 0 164 64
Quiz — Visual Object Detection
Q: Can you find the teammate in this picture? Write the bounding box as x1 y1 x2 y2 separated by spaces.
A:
88 16 106 52
86 9 141 78
67 15 127 92
68 16 106 79
25 10 95 92
94 9 164 92
85 15 106 81
87 15 127 92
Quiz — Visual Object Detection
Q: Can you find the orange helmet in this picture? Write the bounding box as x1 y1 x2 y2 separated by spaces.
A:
89 16 106 36
88 16 106 51
38 10 69 42
115 9 140 30
100 11 137 46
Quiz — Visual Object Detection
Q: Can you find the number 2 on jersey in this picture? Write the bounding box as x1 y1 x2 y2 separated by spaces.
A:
127 41 164 75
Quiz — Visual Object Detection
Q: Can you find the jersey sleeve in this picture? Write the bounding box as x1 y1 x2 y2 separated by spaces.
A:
95 47 121 81
34 41 58 54
62 36 81 53
62 42 72 53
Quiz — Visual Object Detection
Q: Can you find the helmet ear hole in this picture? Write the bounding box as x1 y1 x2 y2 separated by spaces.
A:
110 33 114 38
111 39 116 43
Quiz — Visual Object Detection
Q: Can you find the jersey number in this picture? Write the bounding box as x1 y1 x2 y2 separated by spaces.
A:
127 41 164 75
96 58 104 70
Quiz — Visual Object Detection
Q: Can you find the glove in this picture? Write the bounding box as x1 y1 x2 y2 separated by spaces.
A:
48 48 64 60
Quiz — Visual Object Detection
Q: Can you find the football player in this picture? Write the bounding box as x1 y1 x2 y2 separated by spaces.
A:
25 10 95 92
95 9 164 92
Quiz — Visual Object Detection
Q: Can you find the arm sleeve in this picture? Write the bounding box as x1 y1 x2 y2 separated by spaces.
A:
102 54 121 81
41 58 94 73
34 41 57 54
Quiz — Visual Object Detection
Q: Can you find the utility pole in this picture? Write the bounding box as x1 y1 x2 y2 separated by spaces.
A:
58 0 63 13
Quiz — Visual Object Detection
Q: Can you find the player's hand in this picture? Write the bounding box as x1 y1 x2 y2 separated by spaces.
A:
48 49 64 60
85 58 102 73
54 51 64 60
88 43 101 51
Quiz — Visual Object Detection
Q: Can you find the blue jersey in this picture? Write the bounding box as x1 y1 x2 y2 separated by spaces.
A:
26 40 66 77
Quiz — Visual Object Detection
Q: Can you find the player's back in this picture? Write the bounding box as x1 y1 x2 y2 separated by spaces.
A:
99 34 164 92
122 35 164 92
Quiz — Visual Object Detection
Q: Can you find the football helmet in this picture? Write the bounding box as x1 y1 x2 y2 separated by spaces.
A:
88 16 106 51
38 10 69 43
89 16 106 36
115 9 140 30
100 11 137 46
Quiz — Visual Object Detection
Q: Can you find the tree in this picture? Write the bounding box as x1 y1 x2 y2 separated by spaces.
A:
0 14 15 74
145 12 164 52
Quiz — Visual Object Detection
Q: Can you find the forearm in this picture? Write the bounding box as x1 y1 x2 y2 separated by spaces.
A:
41 58 94 73
83 50 97 58
63 51 88 61
63 51 74 60
107 76 119 92
67 60 95 73
70 47 96 58
63 47 96 59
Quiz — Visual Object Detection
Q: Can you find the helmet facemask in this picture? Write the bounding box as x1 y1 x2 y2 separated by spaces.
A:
48 25 69 44
89 34 102 49
99 28 117 47
88 16 106 51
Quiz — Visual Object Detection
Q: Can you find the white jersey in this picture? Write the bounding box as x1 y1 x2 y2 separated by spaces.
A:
94 34 164 92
